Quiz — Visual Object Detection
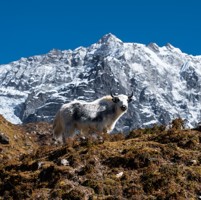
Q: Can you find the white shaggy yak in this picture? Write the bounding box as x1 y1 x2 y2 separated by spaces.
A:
53 93 133 143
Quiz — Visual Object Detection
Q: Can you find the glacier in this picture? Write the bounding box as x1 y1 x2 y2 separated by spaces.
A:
0 33 201 130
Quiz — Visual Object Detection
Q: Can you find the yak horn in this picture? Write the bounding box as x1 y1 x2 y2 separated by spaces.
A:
110 91 118 98
128 92 133 99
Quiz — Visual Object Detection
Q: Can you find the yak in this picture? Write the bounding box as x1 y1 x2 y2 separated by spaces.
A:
53 92 133 143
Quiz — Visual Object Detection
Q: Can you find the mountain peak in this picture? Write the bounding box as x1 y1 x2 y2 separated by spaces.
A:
165 43 175 50
98 33 123 44
147 42 160 52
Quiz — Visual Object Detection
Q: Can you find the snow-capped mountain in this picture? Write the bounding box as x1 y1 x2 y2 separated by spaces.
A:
0 33 201 130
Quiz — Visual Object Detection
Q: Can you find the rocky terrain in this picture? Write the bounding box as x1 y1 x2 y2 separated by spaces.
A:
0 33 201 130
0 115 201 199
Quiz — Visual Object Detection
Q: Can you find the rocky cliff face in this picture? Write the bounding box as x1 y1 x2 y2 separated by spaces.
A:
0 33 201 130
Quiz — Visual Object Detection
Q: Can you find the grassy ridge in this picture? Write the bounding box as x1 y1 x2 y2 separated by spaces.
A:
0 116 201 199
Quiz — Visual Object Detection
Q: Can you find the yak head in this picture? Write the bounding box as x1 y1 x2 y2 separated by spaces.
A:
110 92 133 112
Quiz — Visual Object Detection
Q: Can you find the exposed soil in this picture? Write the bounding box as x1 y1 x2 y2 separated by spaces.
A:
0 116 201 200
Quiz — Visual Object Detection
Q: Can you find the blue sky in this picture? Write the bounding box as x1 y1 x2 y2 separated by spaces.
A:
0 0 200 64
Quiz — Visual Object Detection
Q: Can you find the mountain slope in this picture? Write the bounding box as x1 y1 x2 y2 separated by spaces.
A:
0 116 201 199
0 33 201 129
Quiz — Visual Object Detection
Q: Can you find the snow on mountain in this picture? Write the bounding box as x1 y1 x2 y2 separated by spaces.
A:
0 33 201 130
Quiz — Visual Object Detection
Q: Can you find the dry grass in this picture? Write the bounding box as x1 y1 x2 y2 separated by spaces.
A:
0 116 201 199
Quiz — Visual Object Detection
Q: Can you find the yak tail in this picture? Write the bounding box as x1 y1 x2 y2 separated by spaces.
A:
53 112 63 143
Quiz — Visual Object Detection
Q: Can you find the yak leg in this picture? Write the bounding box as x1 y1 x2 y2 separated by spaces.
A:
62 124 75 144
53 123 64 144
